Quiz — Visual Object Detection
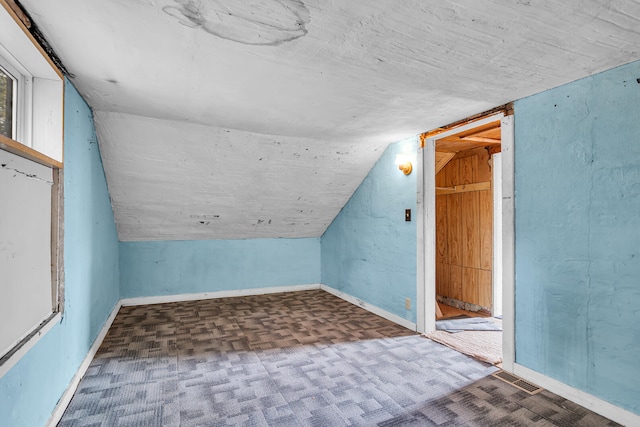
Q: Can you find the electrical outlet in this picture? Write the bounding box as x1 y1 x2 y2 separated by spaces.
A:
405 298 411 310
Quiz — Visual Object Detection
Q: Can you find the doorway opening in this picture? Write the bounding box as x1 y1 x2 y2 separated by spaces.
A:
417 108 514 369
434 120 501 318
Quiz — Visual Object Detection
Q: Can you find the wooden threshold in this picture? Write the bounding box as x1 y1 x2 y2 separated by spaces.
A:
437 302 491 319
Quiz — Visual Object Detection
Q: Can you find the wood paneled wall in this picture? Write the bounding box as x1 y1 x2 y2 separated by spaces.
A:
435 147 493 309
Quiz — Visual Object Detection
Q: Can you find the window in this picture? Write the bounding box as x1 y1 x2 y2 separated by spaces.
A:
0 2 62 163
0 52 30 146
0 0 64 378
0 65 15 139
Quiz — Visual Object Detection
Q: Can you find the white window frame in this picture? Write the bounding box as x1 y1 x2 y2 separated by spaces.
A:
0 1 63 165
0 0 64 379
0 61 18 139
0 49 33 144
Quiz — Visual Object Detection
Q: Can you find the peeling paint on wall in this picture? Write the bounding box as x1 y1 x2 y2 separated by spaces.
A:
0 163 54 184
163 0 310 45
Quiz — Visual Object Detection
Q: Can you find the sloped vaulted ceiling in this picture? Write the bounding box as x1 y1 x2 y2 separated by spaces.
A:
18 0 640 241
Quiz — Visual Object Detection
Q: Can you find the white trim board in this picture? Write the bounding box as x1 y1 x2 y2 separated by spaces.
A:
417 137 435 334
120 284 321 307
320 285 417 331
500 114 515 372
415 138 426 333
514 364 640 427
419 112 509 335
47 300 122 427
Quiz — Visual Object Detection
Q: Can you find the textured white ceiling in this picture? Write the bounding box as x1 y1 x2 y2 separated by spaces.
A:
19 0 640 241
94 111 387 240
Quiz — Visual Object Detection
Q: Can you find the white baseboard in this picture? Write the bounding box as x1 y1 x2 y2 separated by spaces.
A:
46 300 122 427
98 285 416 334
44 286 638 427
47 284 323 425
513 363 639 426
46 283 425 427
120 284 322 307
320 284 417 331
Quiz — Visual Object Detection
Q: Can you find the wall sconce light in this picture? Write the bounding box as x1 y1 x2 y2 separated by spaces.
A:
395 154 413 175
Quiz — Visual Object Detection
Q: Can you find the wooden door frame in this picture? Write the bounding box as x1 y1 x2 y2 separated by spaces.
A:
416 112 515 372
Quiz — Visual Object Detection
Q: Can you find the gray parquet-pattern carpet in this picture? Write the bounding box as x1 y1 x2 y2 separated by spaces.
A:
58 290 620 426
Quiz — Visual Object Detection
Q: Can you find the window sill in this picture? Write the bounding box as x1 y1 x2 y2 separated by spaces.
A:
0 135 63 169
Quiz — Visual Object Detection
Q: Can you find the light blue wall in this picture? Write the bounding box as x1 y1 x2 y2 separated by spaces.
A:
514 60 640 414
0 81 120 425
120 238 321 298
3 58 637 426
321 138 418 323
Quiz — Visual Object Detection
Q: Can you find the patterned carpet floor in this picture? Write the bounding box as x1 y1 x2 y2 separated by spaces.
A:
58 290 620 426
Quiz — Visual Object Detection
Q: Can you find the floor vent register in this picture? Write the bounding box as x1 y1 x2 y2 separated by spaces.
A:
492 370 544 395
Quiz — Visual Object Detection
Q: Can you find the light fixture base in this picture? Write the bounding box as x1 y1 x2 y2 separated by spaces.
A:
398 162 412 175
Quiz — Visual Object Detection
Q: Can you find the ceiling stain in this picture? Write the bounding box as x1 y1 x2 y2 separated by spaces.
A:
163 0 310 46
